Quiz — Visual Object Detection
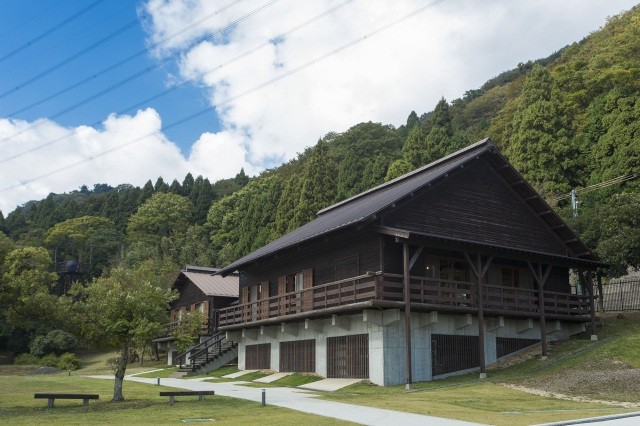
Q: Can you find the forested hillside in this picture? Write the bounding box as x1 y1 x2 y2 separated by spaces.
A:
1 6 639 286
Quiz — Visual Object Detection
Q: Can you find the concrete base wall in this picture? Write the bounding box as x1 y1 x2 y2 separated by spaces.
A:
232 310 588 386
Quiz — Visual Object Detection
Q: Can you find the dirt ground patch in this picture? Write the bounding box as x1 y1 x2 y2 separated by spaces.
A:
501 382 640 409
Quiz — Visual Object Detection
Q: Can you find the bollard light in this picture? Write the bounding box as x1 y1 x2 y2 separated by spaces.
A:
261 389 266 406
157 377 160 386
68 370 71 376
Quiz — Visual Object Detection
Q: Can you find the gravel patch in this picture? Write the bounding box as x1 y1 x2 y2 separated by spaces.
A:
25 366 61 375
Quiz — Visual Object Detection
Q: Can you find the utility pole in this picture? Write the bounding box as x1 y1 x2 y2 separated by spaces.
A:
571 189 578 218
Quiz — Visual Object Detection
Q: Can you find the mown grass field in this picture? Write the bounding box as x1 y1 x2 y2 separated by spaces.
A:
2 313 639 425
0 373 349 425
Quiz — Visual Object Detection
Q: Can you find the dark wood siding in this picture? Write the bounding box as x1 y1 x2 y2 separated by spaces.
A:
382 160 568 257
546 266 570 292
171 277 207 311
327 334 369 379
245 343 270 369
280 339 315 372
240 230 380 294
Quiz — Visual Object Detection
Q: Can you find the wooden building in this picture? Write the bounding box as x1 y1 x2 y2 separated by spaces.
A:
155 265 238 364
217 138 600 386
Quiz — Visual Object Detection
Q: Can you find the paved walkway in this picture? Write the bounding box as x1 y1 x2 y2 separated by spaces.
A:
87 375 482 425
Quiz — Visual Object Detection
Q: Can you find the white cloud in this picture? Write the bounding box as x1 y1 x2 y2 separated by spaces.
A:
143 0 637 167
0 0 636 214
0 108 257 213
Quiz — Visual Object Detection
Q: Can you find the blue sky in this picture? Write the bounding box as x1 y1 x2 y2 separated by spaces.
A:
0 0 637 214
0 0 218 153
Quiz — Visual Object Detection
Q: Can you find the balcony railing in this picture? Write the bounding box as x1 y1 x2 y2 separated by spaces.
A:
217 272 592 327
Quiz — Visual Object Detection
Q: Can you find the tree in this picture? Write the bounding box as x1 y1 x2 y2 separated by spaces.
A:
0 247 59 331
76 262 176 402
138 180 154 204
294 140 338 225
127 193 193 262
506 65 578 195
402 125 427 168
0 231 15 266
385 159 412 181
172 311 205 354
45 216 122 280
168 179 181 194
154 177 169 193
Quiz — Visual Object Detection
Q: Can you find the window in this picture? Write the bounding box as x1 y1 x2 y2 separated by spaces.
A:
439 259 468 282
294 272 304 291
425 257 438 278
501 267 520 287
279 269 313 295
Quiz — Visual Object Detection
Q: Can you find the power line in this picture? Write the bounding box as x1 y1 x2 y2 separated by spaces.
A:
0 0 177 86
0 0 65 40
0 0 356 164
0 0 270 145
0 0 108 65
0 0 243 101
551 173 638 202
2 0 447 191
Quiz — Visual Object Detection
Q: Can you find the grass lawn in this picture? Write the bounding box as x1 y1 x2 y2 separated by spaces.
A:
323 379 632 426
0 373 349 425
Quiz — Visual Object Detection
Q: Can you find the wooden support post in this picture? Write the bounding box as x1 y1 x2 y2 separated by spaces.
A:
527 261 551 359
597 271 605 313
464 253 492 379
587 271 598 340
403 242 412 390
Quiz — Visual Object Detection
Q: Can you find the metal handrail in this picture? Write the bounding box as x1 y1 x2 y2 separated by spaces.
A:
176 331 227 370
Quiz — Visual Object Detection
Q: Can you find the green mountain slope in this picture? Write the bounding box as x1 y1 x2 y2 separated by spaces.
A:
2 6 639 277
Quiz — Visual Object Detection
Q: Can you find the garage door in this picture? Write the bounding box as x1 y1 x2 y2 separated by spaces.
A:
280 339 315 372
245 343 270 369
327 334 368 379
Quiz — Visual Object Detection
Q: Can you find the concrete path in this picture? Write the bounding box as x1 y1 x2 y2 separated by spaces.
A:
299 378 363 392
222 369 257 378
87 375 482 425
536 411 640 425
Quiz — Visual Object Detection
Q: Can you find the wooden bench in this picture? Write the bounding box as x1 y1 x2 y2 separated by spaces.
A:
34 393 99 408
159 390 215 405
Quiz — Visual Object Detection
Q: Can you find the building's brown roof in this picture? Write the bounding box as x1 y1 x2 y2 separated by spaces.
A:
179 265 238 297
218 138 598 275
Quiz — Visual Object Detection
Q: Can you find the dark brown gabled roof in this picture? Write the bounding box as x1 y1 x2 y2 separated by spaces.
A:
218 138 597 275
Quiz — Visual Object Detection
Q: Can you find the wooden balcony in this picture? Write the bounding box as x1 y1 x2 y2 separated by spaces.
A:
217 272 592 327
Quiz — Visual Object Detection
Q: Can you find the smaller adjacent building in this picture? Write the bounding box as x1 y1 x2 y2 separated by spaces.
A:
155 265 238 364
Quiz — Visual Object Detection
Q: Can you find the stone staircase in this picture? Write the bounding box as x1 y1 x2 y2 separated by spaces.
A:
177 332 238 376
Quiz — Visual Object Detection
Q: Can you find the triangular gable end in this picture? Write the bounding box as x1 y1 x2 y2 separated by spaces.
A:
380 157 577 259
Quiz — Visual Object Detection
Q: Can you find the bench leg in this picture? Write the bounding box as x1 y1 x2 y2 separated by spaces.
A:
83 398 89 406
168 395 175 405
48 398 54 408
199 394 205 401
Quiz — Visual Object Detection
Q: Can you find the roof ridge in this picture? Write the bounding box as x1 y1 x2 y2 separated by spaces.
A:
317 137 492 216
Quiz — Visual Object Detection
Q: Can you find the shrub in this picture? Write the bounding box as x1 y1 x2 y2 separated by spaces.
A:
40 353 59 368
30 330 77 357
57 353 81 370
29 336 50 358
13 353 39 365
46 330 77 355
